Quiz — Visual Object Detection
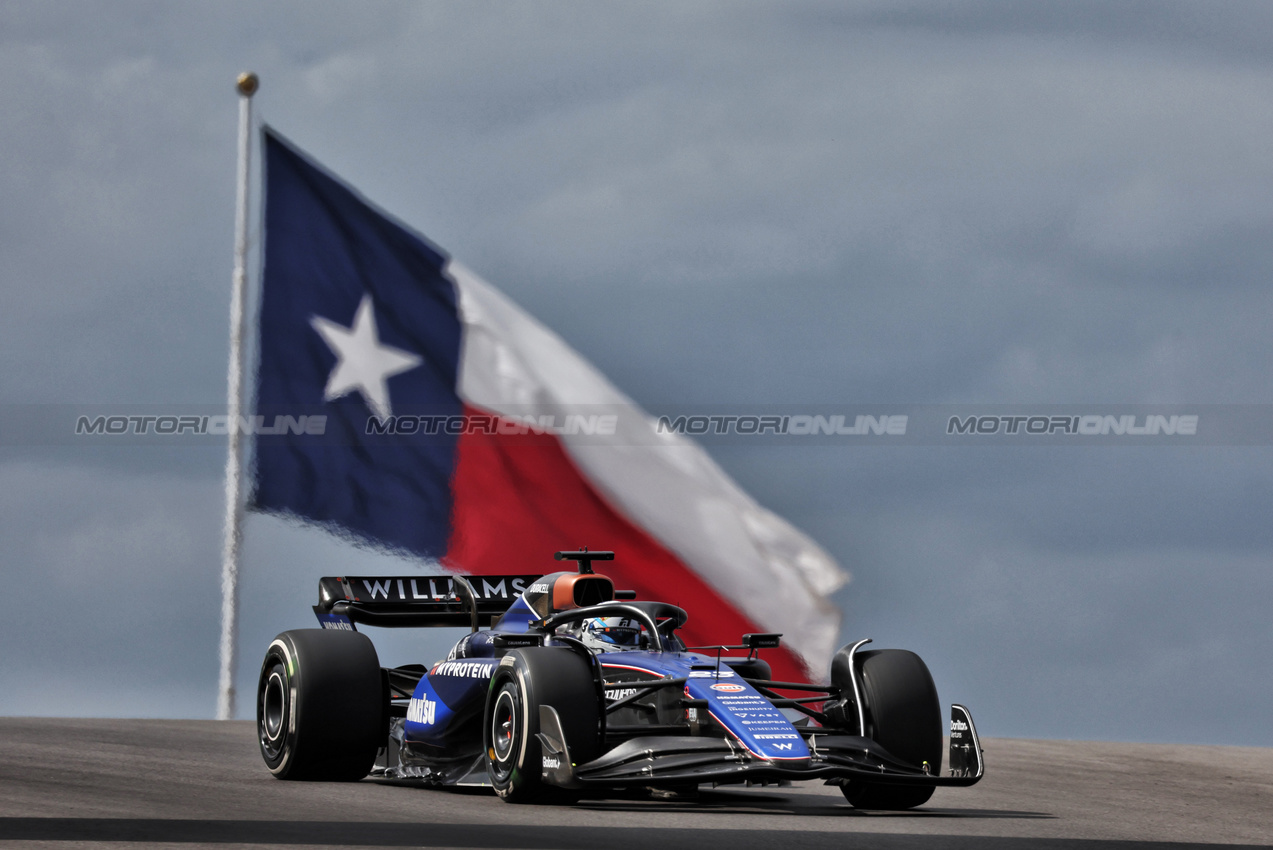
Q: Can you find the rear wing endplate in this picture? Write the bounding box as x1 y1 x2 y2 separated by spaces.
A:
313 574 542 630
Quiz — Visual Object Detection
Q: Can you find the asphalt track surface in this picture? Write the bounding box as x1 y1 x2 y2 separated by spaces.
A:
0 719 1269 849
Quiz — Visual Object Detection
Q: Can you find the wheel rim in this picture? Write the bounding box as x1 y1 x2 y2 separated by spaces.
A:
263 671 286 737
258 661 288 761
490 689 517 764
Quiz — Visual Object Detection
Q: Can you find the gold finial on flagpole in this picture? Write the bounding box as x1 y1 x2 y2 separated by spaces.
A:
236 72 259 97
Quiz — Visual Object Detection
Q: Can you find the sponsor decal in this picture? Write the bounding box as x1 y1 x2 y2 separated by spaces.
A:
754 733 801 740
711 683 746 693
479 578 509 596
542 757 561 769
407 697 437 725
494 634 541 648
528 583 550 594
773 743 794 751
606 688 639 702
362 579 393 599
689 670 735 678
446 633 474 660
432 661 494 679
951 719 969 732
342 575 535 603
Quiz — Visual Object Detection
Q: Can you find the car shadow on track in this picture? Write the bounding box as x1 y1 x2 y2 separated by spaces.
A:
0 818 1248 850
574 788 1054 820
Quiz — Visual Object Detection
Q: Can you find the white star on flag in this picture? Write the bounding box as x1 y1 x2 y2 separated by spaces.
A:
310 294 422 419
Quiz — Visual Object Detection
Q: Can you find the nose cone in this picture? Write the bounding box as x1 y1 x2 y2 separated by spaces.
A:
684 672 810 761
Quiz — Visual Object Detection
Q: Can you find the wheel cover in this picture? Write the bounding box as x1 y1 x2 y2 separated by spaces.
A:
489 688 519 774
258 660 289 763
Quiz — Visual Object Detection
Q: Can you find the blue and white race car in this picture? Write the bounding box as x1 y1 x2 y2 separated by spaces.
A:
256 550 983 809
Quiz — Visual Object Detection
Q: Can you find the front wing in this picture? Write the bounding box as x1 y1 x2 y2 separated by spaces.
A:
537 704 984 789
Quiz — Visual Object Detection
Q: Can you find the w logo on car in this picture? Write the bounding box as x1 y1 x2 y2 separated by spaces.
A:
407 697 437 725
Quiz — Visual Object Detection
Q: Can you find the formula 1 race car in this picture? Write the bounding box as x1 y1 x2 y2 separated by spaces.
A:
256 550 983 809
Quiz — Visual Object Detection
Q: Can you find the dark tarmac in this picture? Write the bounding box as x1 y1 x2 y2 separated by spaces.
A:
0 718 1269 848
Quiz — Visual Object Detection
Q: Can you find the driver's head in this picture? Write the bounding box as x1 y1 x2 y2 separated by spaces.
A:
579 616 645 651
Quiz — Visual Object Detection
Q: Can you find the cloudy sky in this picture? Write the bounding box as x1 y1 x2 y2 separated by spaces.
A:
3 1 1272 746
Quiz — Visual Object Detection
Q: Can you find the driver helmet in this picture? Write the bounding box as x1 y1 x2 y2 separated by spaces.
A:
577 616 646 651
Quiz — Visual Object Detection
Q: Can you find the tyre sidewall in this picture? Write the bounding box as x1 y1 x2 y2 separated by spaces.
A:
485 661 537 800
858 649 941 770
483 647 600 802
843 648 941 810
256 629 383 781
257 639 297 774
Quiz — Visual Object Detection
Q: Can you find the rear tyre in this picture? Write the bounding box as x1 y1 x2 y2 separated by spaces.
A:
257 629 384 781
841 649 941 810
484 647 601 803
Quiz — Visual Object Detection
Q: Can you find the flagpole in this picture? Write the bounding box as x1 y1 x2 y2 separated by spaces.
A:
218 71 258 721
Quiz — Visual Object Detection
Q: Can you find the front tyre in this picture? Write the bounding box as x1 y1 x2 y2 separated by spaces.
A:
257 629 384 781
841 648 941 810
484 647 600 803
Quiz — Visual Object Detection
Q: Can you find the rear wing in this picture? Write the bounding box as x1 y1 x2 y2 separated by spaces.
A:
314 574 542 630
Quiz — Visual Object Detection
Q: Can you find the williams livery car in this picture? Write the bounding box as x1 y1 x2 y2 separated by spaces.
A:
256 550 983 809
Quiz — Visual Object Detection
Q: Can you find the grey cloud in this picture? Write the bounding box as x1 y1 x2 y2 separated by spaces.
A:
789 0 1273 65
0 460 222 715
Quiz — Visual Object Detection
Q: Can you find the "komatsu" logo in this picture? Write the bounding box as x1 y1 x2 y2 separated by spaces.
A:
407 697 437 725
606 688 639 702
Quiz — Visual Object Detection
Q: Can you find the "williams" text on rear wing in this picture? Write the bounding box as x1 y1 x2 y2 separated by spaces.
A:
313 574 542 631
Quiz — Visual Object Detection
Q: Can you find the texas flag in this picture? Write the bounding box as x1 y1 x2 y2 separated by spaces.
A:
253 129 847 682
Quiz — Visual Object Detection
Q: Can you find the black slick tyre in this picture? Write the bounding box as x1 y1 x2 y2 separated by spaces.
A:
484 647 600 803
257 629 384 781
842 648 941 810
